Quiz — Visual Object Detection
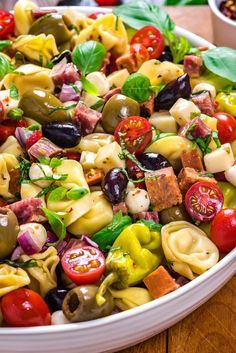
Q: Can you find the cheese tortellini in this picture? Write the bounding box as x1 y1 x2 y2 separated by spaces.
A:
68 191 113 236
0 264 30 297
161 221 219 280
14 0 37 35
20 247 59 297
0 136 24 157
0 153 19 198
21 183 46 207
63 9 93 32
68 133 114 153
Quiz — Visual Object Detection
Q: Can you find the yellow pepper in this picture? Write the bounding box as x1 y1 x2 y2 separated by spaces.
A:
215 91 236 116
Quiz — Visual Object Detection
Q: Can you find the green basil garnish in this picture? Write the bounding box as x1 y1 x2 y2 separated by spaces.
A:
41 208 66 240
9 85 19 100
121 73 152 103
66 187 88 200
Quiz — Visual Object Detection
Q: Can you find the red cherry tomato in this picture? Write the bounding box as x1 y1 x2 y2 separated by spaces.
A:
130 26 164 59
213 112 236 144
1 288 51 327
211 209 236 253
95 0 120 5
88 12 105 20
25 130 42 149
0 119 28 143
185 181 224 222
130 44 150 68
0 10 15 40
61 246 106 285
64 151 81 161
114 116 152 155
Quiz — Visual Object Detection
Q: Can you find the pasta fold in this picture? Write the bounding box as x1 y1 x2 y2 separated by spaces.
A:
0 264 30 297
0 153 19 198
14 0 37 35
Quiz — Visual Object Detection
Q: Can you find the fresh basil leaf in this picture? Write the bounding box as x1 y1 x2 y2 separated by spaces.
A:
219 85 236 93
41 208 66 240
18 157 31 185
121 73 151 102
72 40 106 75
90 98 105 110
0 40 12 50
0 259 37 269
9 85 19 100
27 124 40 131
136 219 163 231
80 76 99 95
0 54 14 80
166 31 191 64
48 186 67 202
50 157 62 168
114 1 174 34
7 108 24 120
202 47 236 82
37 157 50 165
66 187 88 200
35 184 57 198
151 83 165 95
48 103 77 115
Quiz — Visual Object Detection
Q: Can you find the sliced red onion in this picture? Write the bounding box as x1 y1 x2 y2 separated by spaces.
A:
59 81 82 103
42 231 58 251
11 246 24 261
55 240 68 256
17 223 47 255
50 57 67 80
15 127 32 148
81 235 98 248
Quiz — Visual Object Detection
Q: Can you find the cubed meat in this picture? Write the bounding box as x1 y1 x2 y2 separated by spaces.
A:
140 94 155 118
145 167 182 212
100 52 111 74
51 59 80 86
113 202 128 215
191 91 215 116
85 168 104 186
184 55 202 78
179 116 211 139
181 149 204 171
132 211 159 223
9 168 21 196
74 103 102 135
116 53 137 73
5 198 46 224
28 138 62 160
143 266 180 299
178 167 217 193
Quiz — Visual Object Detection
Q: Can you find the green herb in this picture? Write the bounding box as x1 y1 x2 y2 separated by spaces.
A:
72 40 106 75
202 47 236 83
212 131 221 148
35 184 57 198
41 208 66 240
18 157 31 185
198 172 214 178
48 186 67 202
39 51 44 67
219 85 235 93
23 174 68 184
50 157 62 168
90 99 105 110
46 60 53 69
68 82 81 93
121 73 152 103
114 1 174 35
68 24 79 34
151 83 165 95
0 40 12 50
0 54 14 80
188 47 202 55
48 104 77 115
121 168 146 184
165 260 173 269
66 187 88 200
37 157 50 165
9 85 19 100
115 15 119 30
136 219 163 231
0 259 37 269
165 31 191 64
27 124 40 131
7 108 24 120
80 76 99 95
151 132 177 143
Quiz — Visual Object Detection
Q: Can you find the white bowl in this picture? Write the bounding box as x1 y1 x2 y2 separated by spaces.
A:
209 0 236 48
1 7 236 353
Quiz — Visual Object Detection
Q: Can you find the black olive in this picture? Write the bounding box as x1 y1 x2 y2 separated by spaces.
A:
42 121 81 148
101 168 128 204
158 46 173 62
138 153 171 170
45 287 69 313
154 73 191 111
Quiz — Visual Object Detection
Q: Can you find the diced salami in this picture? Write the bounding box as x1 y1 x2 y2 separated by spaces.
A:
145 167 182 212
51 59 80 86
191 91 215 116
179 116 211 139
85 168 104 186
140 94 155 118
28 138 62 160
181 149 204 171
113 202 128 215
184 55 202 78
5 198 46 224
116 53 137 73
133 211 159 223
8 168 21 196
31 8 57 19
74 104 102 135
178 167 217 193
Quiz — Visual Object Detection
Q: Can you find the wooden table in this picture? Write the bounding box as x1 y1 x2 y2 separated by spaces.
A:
120 6 236 353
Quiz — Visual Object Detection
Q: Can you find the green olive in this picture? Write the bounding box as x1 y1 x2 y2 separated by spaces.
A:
101 94 140 134
29 13 72 46
62 285 114 322
19 89 69 124
0 208 19 259
159 205 191 225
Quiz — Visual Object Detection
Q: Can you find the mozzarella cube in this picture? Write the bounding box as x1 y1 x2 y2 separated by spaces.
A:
192 83 216 99
80 151 97 170
95 141 125 173
204 143 234 173
149 112 177 133
86 72 110 96
169 98 200 126
107 69 129 88
0 90 19 118
125 188 150 214
225 165 236 187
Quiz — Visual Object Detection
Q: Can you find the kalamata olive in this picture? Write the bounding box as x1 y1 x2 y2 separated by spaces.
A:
102 168 128 204
138 153 171 171
42 122 81 148
0 208 19 259
101 94 140 134
158 46 173 62
159 205 191 224
125 159 145 189
154 73 191 111
45 287 69 313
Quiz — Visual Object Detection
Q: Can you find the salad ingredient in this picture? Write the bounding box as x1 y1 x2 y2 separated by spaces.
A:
225 165 236 187
74 103 101 135
85 168 104 186
0 208 19 259
125 188 150 214
86 72 110 96
143 265 179 299
1 288 51 327
130 43 150 67
130 26 164 59
114 116 152 154
213 112 236 143
155 74 191 111
178 167 217 194
51 310 69 325
211 209 236 253
181 150 203 171
217 182 236 209
29 163 53 188
0 55 14 81
138 153 171 171
166 32 191 65
149 112 177 133
59 82 82 103
61 246 106 285
95 141 125 174
41 208 66 240
28 138 62 160
219 0 236 20
62 285 114 322
0 264 30 296
192 82 216 98
0 10 14 40
183 55 202 78
0 121 26 144
102 168 128 204
17 223 47 255
185 181 224 222
42 122 81 148
158 46 173 62
121 73 151 103
6 198 45 225
169 98 200 126
159 205 190 224
109 287 152 310
45 287 69 313
191 91 215 116
215 91 236 116
204 143 234 173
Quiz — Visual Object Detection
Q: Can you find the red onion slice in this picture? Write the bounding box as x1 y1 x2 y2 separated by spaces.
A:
11 246 24 261
15 127 32 148
17 223 47 255
81 235 98 248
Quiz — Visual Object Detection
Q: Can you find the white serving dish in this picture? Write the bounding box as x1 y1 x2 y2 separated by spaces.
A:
1 6 236 353
208 0 236 48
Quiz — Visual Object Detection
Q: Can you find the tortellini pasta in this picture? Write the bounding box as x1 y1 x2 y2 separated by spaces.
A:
0 264 30 297
161 221 219 280
68 191 113 236
63 9 93 31
95 141 125 174
0 153 19 198
109 287 152 311
67 133 114 153
20 247 59 297
47 160 92 226
14 0 37 35
0 136 24 157
20 183 46 207
12 34 59 66
3 64 55 95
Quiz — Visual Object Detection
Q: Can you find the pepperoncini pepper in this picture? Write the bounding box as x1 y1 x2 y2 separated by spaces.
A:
96 223 162 306
215 91 236 116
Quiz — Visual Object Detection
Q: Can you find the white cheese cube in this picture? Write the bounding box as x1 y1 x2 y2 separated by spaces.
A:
204 143 235 173
95 141 125 174
0 90 19 118
86 72 110 96
80 151 97 170
107 69 129 88
149 112 177 133
169 98 200 126
225 165 236 187
125 189 150 214
192 83 216 98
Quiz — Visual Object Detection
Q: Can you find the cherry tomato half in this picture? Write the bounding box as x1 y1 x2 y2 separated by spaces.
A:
0 10 15 40
61 246 106 285
25 130 42 149
130 44 150 68
130 26 164 59
213 112 236 144
185 181 224 222
211 209 236 253
1 288 51 327
114 116 152 155
0 119 27 143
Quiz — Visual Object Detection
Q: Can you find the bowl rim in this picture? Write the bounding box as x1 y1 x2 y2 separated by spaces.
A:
2 5 235 335
208 0 236 27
